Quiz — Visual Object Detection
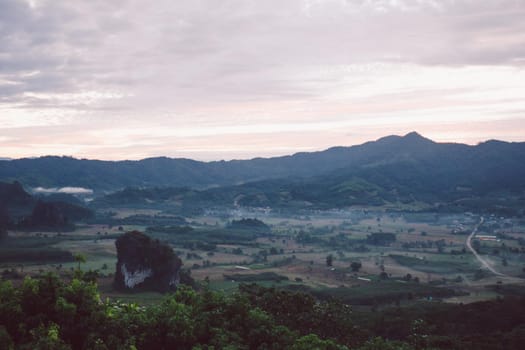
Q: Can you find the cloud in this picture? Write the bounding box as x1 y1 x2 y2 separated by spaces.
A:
2 0 524 101
0 0 524 160
32 186 94 195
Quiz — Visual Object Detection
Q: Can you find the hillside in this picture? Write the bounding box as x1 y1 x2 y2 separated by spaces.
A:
86 133 525 214
1 133 525 200
0 181 94 229
0 132 515 190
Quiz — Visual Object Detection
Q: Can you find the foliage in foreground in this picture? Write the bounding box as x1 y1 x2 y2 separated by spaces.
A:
0 274 353 349
1 274 525 349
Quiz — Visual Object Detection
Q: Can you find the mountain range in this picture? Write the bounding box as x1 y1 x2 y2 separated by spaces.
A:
1 132 524 194
1 132 525 214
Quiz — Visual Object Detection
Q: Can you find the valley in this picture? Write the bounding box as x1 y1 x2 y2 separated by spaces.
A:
1 133 525 349
3 203 525 307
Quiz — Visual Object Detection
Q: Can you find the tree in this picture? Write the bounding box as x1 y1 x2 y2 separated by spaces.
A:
74 253 87 271
358 337 413 350
326 254 334 267
408 319 428 350
350 262 362 272
26 323 71 350
291 334 347 350
28 200 67 229
0 326 14 350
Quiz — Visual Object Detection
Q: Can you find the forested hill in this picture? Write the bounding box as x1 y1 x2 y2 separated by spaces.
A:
1 132 524 192
0 181 93 229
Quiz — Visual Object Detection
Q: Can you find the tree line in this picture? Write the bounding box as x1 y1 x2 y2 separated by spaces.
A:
1 273 525 349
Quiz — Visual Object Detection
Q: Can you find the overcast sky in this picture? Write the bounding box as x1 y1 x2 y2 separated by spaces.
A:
1 0 525 160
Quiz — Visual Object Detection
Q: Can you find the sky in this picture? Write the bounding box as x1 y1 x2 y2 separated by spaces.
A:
1 0 525 161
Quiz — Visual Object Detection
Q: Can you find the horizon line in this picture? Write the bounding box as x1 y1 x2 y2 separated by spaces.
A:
1 132 523 163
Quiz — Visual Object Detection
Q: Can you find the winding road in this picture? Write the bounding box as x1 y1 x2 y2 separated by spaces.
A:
466 217 505 276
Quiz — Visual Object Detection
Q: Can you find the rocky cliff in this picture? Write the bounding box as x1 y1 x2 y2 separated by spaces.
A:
114 231 182 292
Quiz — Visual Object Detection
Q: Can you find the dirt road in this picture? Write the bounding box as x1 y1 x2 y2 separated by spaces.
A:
466 217 505 276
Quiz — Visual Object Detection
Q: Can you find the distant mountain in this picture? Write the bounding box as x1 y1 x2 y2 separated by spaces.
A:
218 133 525 212
92 187 195 207
88 133 525 215
1 132 525 197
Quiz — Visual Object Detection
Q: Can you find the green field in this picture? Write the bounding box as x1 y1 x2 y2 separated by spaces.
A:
3 210 525 307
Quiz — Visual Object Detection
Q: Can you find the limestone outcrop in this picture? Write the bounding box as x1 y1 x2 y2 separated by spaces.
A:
114 231 182 292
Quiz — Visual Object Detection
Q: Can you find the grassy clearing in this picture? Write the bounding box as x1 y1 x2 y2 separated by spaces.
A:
209 279 303 294
443 290 502 304
223 272 289 282
390 253 478 274
285 279 460 305
97 277 165 304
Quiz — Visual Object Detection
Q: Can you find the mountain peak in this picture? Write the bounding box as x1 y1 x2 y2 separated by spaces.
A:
374 132 434 147
403 131 424 139
402 131 434 144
